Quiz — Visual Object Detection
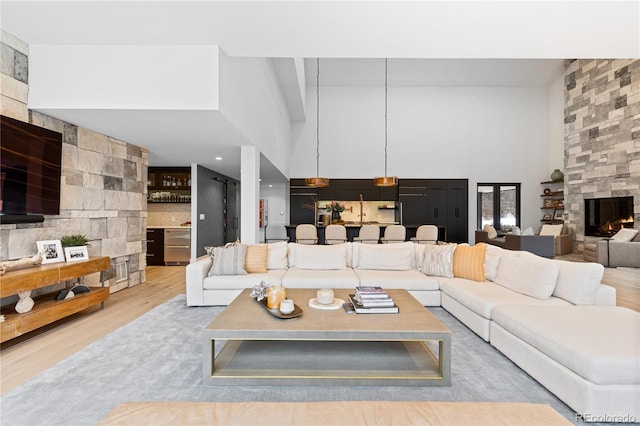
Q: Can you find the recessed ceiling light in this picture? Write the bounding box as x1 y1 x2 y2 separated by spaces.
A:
215 156 222 161
268 184 273 188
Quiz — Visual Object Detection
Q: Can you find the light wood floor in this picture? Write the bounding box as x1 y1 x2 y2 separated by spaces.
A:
1 262 638 394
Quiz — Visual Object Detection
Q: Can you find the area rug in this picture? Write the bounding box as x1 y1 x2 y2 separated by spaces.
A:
1 295 579 425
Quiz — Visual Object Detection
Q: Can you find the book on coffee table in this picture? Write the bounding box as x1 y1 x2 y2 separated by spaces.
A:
348 294 399 314
353 293 395 307
355 286 389 299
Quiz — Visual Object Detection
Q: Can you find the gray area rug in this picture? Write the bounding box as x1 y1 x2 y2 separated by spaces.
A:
1 295 580 425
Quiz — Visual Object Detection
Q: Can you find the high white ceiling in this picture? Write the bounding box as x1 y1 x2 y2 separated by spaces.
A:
2 1 638 182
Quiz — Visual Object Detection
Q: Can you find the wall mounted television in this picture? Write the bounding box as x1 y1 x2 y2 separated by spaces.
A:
0 115 63 224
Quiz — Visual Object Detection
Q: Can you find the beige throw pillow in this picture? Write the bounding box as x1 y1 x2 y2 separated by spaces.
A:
245 244 268 273
483 225 498 239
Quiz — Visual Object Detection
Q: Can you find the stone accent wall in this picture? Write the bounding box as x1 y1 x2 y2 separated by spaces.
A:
564 59 640 251
0 30 148 296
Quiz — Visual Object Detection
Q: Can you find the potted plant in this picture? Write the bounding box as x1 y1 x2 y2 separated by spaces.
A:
60 234 89 248
325 201 346 222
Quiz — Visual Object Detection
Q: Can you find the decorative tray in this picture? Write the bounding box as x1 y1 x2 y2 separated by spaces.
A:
257 298 303 319
308 298 345 310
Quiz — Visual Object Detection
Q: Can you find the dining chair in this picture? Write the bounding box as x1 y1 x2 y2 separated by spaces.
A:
380 224 406 244
295 224 318 245
353 224 380 244
324 224 347 245
265 224 290 243
410 225 438 245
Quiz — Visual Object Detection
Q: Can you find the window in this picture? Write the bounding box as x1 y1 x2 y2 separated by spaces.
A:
477 183 521 231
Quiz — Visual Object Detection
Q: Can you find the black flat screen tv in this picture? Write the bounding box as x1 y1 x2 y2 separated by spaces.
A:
1 115 63 223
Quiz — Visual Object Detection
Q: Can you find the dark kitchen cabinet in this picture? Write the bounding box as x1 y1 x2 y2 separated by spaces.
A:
447 180 468 243
148 167 191 203
290 179 318 225
398 180 428 226
425 180 448 228
398 179 468 242
146 228 164 265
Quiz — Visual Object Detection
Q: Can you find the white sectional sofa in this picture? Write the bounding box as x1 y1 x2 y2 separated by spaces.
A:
186 241 639 422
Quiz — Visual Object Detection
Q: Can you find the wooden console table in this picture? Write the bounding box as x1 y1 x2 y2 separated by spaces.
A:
0 256 110 343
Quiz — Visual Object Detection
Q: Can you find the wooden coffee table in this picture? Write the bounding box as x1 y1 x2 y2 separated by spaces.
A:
203 288 451 386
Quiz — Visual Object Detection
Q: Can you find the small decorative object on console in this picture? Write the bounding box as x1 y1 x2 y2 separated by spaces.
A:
0 252 43 275
15 291 35 313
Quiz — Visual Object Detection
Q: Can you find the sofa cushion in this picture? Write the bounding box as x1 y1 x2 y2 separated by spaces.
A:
552 259 604 305
453 244 486 282
441 278 570 320
267 242 288 270
355 242 414 271
209 245 247 276
610 228 639 242
281 268 359 289
245 244 268 273
354 269 440 291
292 244 348 270
413 243 426 273
203 269 287 290
493 255 559 299
422 244 457 278
492 305 640 385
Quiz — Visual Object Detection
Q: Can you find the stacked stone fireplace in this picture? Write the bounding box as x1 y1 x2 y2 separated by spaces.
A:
564 59 640 251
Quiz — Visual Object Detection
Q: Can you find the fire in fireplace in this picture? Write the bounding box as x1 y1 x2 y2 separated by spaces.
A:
584 196 634 237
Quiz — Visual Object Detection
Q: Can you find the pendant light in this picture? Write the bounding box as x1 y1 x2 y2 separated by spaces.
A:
305 58 330 188
373 58 398 187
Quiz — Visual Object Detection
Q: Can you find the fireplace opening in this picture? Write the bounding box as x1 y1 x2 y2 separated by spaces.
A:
584 196 634 237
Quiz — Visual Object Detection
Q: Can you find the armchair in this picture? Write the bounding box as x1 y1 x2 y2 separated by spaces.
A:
538 224 573 255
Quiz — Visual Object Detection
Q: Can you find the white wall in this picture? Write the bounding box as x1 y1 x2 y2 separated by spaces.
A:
291 85 552 240
29 45 219 109
219 51 293 178
258 182 289 242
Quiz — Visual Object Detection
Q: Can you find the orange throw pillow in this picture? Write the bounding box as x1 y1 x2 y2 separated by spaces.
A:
453 244 487 282
245 244 268 273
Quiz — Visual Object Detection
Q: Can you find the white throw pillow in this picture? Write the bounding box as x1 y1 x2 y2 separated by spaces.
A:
356 242 414 271
610 228 639 242
483 225 498 239
294 244 347 270
552 260 604 305
422 244 457 278
484 250 501 282
540 224 563 236
511 226 521 235
521 227 534 236
494 255 559 299
267 241 288 270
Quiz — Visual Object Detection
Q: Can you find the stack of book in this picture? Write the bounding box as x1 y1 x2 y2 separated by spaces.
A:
348 286 399 314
